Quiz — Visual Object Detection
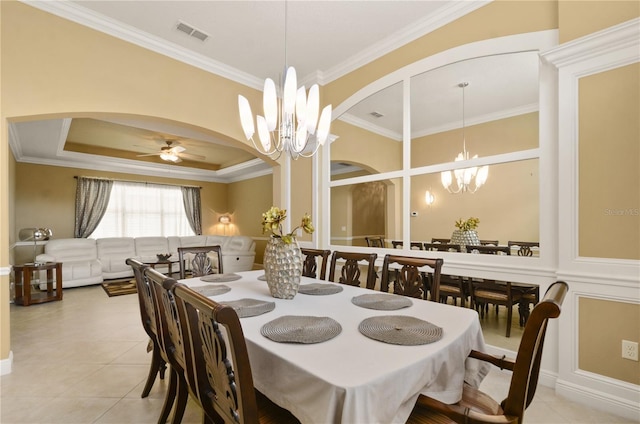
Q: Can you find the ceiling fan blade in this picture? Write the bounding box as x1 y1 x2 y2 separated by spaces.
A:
134 144 158 151
136 152 161 157
171 146 186 153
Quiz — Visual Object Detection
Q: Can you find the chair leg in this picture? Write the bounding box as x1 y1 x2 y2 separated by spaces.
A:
506 304 513 338
158 367 179 424
141 347 165 398
169 374 189 424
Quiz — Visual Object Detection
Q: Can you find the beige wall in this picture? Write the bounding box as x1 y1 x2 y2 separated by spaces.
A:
578 63 640 260
559 0 640 43
228 174 273 265
13 163 228 240
579 297 640 385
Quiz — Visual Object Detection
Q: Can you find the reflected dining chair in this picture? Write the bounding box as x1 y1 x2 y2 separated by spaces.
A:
408 281 568 424
380 254 443 301
508 240 540 257
300 248 331 280
479 239 500 246
145 267 190 424
469 277 523 337
177 245 223 279
328 251 378 289
126 258 167 398
365 236 385 248
431 238 451 244
423 243 467 306
467 244 511 255
391 241 423 250
172 283 301 424
423 242 461 253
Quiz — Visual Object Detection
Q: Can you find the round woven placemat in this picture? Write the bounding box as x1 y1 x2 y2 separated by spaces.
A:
222 298 275 318
260 315 342 344
358 315 443 345
351 293 413 310
298 283 344 295
192 285 231 296
200 273 242 283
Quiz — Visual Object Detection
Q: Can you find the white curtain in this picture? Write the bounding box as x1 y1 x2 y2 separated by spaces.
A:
89 181 195 238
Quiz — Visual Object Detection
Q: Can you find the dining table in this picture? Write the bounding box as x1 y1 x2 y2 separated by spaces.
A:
181 269 490 424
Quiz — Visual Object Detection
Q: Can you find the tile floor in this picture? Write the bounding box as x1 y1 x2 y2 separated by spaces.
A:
1 284 635 424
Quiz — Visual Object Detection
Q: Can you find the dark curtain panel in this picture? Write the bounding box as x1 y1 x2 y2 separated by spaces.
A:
74 177 114 238
181 186 202 235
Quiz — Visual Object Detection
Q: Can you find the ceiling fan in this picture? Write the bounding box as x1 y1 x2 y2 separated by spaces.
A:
136 140 205 163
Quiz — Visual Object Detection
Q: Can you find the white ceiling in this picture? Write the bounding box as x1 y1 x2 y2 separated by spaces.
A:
12 0 538 183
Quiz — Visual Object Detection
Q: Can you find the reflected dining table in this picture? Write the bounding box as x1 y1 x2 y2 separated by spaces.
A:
181 270 489 424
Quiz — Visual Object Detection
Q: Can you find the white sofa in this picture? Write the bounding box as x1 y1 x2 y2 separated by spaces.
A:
35 235 256 288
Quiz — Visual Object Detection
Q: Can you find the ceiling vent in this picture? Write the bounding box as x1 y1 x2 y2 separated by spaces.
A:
176 21 209 42
370 111 384 118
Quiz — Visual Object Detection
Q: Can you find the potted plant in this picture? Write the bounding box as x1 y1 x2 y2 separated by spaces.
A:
450 217 480 252
261 206 314 299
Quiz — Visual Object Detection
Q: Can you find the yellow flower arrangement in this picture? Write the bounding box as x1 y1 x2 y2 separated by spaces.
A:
261 206 314 244
454 217 480 231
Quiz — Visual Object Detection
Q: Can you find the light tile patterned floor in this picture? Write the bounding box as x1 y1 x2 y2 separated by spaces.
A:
1 285 635 423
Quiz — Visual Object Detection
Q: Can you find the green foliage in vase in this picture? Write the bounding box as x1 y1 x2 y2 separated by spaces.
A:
454 217 480 231
261 206 314 244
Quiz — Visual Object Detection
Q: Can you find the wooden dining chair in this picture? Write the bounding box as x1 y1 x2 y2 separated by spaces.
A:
126 258 167 398
177 245 223 279
172 283 301 424
508 240 540 257
300 248 331 280
328 251 378 289
424 242 461 252
431 237 451 244
470 277 523 337
365 236 385 248
407 281 568 424
438 274 469 307
467 244 511 255
391 241 423 250
380 254 443 301
479 239 500 246
144 267 190 424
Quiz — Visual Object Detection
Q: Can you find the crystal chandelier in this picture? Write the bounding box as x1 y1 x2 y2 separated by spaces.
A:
237 3 331 160
441 82 489 194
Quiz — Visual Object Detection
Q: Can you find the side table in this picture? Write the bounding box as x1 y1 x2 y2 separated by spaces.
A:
13 262 63 306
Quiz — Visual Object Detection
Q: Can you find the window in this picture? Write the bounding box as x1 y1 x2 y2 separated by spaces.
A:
89 181 195 238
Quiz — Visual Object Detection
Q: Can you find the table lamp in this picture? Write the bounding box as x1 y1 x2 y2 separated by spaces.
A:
18 227 53 264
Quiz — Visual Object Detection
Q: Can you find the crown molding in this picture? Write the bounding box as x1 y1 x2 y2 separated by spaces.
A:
21 0 491 89
318 0 492 85
21 0 265 90
338 113 402 142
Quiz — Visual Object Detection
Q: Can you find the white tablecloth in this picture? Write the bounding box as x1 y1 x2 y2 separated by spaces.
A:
182 270 489 424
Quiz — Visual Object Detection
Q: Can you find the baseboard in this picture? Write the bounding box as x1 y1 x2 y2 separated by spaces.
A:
556 378 640 421
0 351 13 375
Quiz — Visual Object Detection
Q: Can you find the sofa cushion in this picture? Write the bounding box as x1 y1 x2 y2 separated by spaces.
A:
134 237 171 262
96 237 136 278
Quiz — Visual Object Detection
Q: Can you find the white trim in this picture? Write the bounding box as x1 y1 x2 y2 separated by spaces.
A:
338 113 402 142
0 351 13 376
0 266 12 276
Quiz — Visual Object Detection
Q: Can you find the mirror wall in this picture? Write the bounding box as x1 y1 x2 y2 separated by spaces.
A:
330 51 540 254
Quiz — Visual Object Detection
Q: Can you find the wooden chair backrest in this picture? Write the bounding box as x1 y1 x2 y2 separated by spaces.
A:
144 268 188 376
507 241 540 257
127 258 158 343
424 242 461 252
365 236 385 248
380 255 443 301
503 281 568 422
391 241 423 250
467 245 511 255
177 245 223 279
328 251 378 289
479 239 500 246
173 283 259 424
300 248 331 280
431 238 451 244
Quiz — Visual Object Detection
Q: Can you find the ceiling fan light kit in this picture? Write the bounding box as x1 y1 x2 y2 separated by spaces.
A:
136 140 204 163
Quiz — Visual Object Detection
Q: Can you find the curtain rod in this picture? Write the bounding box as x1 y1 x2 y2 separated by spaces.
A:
74 176 201 189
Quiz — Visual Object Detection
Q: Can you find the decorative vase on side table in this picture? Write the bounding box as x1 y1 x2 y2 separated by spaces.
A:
261 206 315 299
